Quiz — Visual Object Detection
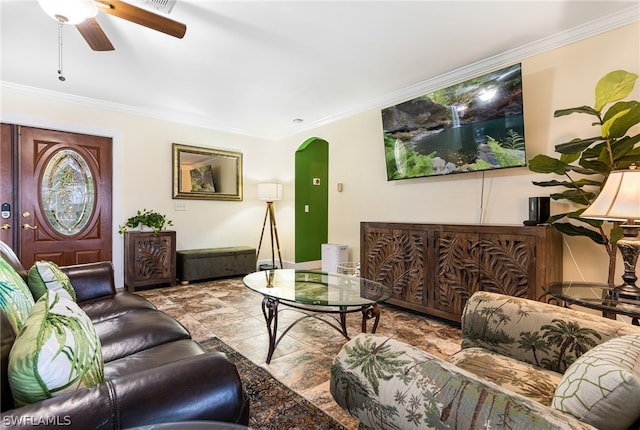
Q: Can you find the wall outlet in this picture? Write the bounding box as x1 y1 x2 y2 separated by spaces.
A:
174 202 188 211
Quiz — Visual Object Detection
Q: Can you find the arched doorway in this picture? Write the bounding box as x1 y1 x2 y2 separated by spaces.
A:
294 137 328 265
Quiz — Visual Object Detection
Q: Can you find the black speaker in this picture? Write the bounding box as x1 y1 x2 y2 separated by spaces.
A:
528 197 550 225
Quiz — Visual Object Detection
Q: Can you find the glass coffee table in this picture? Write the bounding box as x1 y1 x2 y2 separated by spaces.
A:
544 281 640 326
243 269 392 363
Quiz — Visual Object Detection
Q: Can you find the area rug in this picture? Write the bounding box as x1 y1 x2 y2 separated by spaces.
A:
200 337 347 430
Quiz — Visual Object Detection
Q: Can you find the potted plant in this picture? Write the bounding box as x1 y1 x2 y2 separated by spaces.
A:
118 209 173 234
528 69 640 285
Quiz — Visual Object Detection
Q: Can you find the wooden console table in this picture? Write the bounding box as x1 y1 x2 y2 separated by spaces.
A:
124 230 176 292
361 222 563 323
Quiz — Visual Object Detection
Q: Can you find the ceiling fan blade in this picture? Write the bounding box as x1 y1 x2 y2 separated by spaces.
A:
76 17 115 51
95 0 186 39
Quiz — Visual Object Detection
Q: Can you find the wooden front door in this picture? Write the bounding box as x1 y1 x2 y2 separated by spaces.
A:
0 124 15 246
0 125 112 268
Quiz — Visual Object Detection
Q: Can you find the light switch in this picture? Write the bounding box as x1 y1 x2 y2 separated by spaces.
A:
304 205 310 213
174 202 188 211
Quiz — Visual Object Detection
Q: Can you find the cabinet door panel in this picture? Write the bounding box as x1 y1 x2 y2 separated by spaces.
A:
475 235 533 298
361 227 427 308
434 232 535 315
434 231 479 316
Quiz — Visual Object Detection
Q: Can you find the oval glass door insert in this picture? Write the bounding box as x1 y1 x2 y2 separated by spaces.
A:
41 149 95 236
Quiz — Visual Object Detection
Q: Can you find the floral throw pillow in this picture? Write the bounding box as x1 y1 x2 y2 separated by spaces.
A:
28 260 76 302
8 290 104 406
552 333 640 430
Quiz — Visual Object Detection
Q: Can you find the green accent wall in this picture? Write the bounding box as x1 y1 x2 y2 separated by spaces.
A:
295 137 328 263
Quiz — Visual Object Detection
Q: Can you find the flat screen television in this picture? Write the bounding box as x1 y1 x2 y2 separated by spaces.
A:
382 63 526 180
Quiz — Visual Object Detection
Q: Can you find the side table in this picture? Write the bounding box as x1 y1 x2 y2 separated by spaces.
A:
544 282 640 326
124 230 177 292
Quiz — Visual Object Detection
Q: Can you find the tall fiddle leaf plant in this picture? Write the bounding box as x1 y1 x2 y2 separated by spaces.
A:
528 70 640 284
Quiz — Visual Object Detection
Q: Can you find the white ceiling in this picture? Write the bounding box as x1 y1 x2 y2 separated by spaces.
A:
1 1 638 140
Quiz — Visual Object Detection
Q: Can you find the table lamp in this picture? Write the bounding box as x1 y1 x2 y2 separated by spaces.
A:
257 183 283 270
582 165 640 300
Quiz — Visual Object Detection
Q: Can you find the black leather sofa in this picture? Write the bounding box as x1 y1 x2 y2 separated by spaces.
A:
0 241 249 429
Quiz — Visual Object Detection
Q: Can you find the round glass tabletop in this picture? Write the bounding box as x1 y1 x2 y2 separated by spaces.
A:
544 281 640 319
242 269 392 307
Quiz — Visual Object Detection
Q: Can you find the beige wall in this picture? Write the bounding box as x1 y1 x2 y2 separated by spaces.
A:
1 22 638 286
279 22 640 284
0 91 281 285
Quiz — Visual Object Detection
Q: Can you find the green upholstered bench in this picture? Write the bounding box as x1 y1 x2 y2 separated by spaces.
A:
176 247 257 285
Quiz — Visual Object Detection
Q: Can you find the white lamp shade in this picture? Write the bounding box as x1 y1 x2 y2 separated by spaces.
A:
582 168 640 222
37 0 98 24
258 183 282 201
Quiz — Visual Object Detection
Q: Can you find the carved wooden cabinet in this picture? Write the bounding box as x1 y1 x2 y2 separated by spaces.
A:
124 231 176 292
361 222 562 323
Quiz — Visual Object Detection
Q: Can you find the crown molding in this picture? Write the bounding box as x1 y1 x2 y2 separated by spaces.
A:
0 81 262 139
2 6 638 141
298 5 640 138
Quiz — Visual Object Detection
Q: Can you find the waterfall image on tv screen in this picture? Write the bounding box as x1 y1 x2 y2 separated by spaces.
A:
382 63 526 180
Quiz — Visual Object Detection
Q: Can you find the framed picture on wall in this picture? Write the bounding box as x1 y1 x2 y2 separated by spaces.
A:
172 143 243 201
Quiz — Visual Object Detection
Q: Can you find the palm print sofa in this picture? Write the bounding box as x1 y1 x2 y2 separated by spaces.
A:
331 291 640 430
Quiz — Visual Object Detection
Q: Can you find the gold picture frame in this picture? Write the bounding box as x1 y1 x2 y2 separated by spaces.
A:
172 143 243 201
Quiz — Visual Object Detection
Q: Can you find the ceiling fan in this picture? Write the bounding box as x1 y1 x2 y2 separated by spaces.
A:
36 0 187 51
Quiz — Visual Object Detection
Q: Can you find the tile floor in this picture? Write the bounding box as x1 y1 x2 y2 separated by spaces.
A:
138 277 462 429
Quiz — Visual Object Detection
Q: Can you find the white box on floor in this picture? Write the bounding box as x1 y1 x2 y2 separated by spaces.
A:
321 243 348 273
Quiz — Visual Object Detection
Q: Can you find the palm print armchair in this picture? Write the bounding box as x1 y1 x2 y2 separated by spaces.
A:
331 291 640 430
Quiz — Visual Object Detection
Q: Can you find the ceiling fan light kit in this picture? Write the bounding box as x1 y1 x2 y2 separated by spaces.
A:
37 0 98 24
37 0 186 55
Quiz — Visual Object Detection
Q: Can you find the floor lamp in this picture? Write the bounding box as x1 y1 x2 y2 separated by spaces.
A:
257 183 283 269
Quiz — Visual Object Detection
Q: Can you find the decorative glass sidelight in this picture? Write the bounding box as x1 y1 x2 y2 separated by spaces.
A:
41 149 95 236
